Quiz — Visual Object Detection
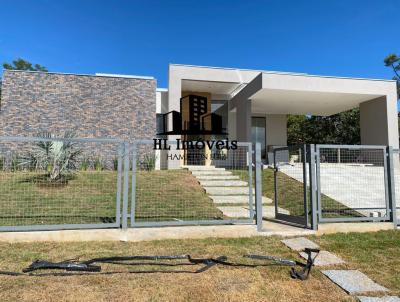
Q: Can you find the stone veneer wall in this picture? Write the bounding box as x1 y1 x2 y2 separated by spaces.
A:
0 70 156 141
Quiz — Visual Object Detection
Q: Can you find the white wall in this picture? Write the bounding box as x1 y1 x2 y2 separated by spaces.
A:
155 89 169 170
265 114 287 146
360 95 399 148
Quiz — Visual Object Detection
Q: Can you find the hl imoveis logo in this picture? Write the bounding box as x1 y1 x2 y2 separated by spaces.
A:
153 94 237 151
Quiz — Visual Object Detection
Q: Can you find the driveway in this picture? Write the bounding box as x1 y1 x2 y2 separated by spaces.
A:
278 163 400 219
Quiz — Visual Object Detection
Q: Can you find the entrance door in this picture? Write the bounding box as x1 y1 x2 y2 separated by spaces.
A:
251 117 266 159
273 145 309 227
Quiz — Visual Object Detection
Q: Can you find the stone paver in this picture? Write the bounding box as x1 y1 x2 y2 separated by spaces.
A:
210 195 273 204
199 180 248 187
322 270 389 294
185 166 225 171
204 186 254 195
299 250 345 266
191 170 233 176
196 175 240 180
281 237 320 251
357 296 400 302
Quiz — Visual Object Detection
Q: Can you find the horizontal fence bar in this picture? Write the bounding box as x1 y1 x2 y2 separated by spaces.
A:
131 219 254 228
319 216 390 223
316 144 387 150
0 223 119 232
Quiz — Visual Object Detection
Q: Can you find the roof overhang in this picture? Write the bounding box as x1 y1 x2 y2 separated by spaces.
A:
246 72 396 116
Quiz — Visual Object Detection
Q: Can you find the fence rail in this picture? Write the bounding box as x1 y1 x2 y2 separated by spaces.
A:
315 145 390 223
129 140 255 227
0 134 398 232
0 136 123 231
0 136 262 231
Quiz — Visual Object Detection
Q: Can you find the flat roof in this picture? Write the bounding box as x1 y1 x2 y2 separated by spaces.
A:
170 63 396 83
3 69 155 80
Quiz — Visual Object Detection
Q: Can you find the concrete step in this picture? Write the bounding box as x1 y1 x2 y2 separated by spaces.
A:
217 205 289 218
196 175 240 180
191 170 233 176
210 195 273 204
183 165 225 171
204 186 254 195
199 180 248 187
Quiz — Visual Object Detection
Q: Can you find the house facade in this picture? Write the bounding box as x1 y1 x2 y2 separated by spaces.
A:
1 64 398 168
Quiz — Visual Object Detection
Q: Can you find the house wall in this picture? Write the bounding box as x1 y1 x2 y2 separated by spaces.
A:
156 89 169 170
0 70 156 140
360 95 398 148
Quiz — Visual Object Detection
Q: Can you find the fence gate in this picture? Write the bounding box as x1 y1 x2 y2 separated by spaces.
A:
273 145 309 228
315 145 391 223
128 140 258 227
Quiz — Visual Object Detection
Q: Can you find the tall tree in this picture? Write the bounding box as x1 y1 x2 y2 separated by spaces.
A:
384 53 400 98
287 109 360 145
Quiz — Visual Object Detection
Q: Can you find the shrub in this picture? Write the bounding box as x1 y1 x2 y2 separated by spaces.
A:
22 132 81 181
93 157 105 171
0 157 4 171
139 153 156 171
113 158 119 171
80 158 90 171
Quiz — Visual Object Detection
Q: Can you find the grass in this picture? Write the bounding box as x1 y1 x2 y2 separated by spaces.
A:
135 170 223 222
0 230 398 301
0 170 222 226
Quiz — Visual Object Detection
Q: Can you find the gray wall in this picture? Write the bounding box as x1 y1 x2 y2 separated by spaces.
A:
0 70 156 140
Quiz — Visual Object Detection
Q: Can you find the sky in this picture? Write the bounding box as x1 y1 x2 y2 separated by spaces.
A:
0 0 398 88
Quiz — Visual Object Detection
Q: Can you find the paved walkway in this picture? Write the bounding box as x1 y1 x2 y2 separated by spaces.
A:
186 165 280 219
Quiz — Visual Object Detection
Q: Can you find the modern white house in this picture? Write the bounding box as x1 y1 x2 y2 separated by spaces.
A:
0 64 399 229
156 64 399 168
1 63 398 168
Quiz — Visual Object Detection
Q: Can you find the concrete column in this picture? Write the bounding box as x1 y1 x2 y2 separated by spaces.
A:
167 67 182 169
236 99 251 142
265 114 287 147
360 96 399 148
228 108 237 140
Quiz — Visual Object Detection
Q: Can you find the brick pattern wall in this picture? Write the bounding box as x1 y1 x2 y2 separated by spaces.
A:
0 70 156 141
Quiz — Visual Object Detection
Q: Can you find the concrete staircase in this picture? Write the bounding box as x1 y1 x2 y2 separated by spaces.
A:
184 165 285 219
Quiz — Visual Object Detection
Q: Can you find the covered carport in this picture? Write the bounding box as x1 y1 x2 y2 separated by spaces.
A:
230 72 399 150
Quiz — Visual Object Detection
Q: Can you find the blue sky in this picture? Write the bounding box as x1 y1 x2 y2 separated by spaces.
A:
0 0 398 87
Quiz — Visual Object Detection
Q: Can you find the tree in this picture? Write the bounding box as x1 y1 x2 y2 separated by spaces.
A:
287 108 360 145
3 58 48 72
384 53 400 98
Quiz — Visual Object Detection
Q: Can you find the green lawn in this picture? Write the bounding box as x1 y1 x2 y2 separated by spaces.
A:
0 230 398 301
134 170 223 222
0 170 222 226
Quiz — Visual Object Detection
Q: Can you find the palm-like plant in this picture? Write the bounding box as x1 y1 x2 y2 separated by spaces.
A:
23 132 81 181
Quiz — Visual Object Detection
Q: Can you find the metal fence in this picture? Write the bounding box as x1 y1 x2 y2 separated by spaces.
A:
0 136 123 231
273 145 310 228
129 140 256 227
1 134 397 232
315 145 390 223
0 135 264 232
392 149 400 226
